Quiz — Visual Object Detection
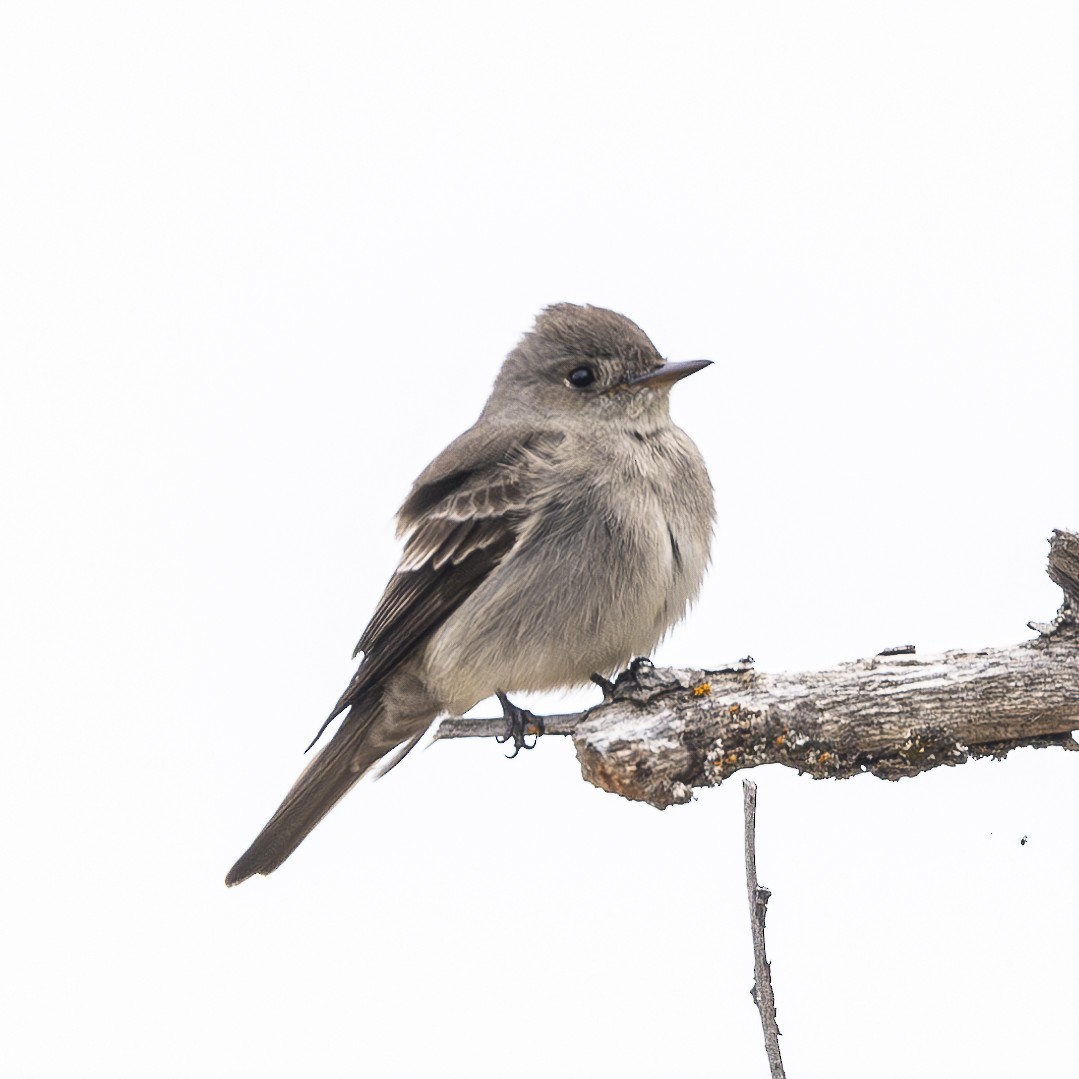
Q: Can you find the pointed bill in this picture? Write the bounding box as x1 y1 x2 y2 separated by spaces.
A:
626 358 712 388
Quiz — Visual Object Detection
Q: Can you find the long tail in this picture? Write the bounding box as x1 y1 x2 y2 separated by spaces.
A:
225 696 431 886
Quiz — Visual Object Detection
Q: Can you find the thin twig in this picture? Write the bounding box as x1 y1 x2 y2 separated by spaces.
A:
432 711 581 739
743 779 785 1079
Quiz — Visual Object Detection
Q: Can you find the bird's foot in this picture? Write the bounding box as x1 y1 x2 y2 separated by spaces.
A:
591 657 655 701
590 673 617 701
495 691 544 758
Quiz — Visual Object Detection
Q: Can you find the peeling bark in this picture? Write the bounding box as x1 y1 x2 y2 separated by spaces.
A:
435 530 1079 808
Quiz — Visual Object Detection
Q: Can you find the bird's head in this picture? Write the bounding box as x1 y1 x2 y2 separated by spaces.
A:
486 303 710 427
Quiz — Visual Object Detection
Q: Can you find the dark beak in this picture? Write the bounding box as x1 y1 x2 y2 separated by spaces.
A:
626 358 712 389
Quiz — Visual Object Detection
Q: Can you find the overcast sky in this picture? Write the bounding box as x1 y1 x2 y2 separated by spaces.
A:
3 4 1077 1077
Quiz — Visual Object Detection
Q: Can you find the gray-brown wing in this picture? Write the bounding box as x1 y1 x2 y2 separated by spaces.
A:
308 426 559 747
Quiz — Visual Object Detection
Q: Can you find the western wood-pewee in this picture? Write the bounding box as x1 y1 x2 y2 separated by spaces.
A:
226 303 713 885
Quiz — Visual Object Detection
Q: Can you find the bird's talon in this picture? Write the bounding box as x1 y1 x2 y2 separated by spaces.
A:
590 673 617 701
605 656 656 697
496 691 544 758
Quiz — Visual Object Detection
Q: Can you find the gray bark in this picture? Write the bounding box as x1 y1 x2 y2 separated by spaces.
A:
435 529 1079 808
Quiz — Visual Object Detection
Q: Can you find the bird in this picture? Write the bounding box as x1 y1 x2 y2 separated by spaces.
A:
225 303 714 885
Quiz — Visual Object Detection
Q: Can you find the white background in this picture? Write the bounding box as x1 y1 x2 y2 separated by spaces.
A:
3 3 1077 1076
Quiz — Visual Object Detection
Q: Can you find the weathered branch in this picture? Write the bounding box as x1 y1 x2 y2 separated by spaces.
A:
743 779 785 1079
436 530 1079 807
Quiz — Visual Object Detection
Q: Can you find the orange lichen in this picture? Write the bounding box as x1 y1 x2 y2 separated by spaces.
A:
693 682 712 697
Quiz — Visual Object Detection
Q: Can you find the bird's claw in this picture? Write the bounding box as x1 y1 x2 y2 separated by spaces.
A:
495 691 544 758
591 657 655 702
590 673 617 701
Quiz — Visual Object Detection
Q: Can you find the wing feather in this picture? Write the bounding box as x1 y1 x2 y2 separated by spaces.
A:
308 425 561 748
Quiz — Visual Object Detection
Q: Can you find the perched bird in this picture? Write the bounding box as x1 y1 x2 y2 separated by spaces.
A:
226 303 714 885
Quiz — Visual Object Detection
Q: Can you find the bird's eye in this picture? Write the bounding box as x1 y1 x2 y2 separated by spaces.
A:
566 365 596 388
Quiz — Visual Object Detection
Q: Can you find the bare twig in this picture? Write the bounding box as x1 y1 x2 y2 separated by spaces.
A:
743 779 785 1079
435 529 1079 807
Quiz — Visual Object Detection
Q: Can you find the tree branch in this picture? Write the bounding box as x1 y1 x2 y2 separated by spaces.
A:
435 529 1079 807
743 779 785 1079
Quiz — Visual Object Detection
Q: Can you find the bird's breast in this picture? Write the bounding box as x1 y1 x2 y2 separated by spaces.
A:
420 425 713 713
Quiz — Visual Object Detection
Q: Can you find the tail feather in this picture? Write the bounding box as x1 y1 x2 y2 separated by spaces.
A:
225 699 429 886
